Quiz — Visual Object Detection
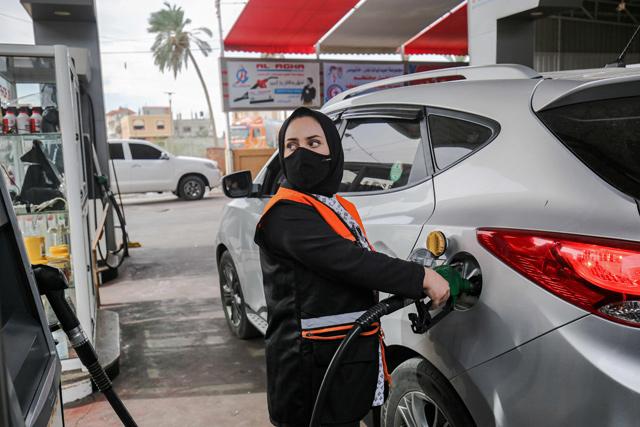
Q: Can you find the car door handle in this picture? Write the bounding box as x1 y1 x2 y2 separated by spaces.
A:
132 164 142 168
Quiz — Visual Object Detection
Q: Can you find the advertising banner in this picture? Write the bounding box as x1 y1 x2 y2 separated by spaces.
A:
224 60 320 111
323 62 405 102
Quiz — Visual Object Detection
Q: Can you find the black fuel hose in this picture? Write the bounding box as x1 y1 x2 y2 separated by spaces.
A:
83 89 129 268
33 265 138 427
309 295 413 427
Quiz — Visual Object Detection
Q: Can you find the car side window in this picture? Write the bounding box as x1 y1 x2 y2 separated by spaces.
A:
340 118 426 193
130 143 161 160
428 115 493 170
109 143 125 160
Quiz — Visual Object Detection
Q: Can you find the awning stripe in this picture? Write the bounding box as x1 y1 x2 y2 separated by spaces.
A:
403 1 468 56
224 0 359 54
318 0 462 54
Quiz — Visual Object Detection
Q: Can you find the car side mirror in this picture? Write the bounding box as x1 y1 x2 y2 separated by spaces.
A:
160 152 170 160
222 170 256 198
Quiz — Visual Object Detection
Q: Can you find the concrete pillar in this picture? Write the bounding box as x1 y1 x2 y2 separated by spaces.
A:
468 0 581 66
496 18 536 67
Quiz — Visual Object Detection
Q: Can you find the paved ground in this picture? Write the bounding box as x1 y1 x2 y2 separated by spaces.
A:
64 191 271 426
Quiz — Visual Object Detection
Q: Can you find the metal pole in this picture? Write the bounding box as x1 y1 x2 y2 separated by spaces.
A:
164 91 174 119
216 0 234 174
557 18 562 71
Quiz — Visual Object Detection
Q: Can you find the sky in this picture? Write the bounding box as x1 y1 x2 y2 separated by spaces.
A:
0 0 247 133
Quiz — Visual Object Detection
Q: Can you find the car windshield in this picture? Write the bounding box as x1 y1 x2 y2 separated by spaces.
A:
538 95 640 200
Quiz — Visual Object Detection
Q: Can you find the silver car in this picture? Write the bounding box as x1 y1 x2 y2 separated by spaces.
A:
215 64 640 426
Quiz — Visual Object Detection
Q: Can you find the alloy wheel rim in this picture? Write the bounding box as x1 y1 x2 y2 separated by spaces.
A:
184 180 203 198
394 391 451 427
221 263 242 328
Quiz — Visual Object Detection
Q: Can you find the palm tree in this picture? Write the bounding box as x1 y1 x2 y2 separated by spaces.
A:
148 2 217 141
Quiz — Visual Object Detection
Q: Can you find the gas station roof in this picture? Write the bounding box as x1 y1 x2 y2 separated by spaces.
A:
223 0 468 56
318 0 462 54
223 0 359 54
403 2 467 55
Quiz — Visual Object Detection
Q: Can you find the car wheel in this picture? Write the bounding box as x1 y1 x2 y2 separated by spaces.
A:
382 358 475 427
178 175 206 201
218 251 260 339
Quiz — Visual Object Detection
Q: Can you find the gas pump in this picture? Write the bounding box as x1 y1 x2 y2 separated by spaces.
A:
0 44 98 367
0 42 129 409
0 152 63 427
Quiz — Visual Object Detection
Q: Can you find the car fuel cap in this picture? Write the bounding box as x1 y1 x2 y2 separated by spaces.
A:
427 231 447 257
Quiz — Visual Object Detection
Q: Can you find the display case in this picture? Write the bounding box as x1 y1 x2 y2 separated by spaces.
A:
0 45 96 367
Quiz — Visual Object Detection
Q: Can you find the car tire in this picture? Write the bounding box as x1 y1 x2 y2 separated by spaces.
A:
218 251 260 339
382 358 475 427
178 175 206 201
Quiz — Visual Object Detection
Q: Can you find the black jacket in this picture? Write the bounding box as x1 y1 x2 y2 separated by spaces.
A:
255 200 425 426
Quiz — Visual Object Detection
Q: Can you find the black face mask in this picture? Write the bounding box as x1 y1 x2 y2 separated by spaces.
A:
283 148 332 192
278 107 344 197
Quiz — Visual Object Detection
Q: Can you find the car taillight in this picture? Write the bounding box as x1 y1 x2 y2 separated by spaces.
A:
477 228 640 326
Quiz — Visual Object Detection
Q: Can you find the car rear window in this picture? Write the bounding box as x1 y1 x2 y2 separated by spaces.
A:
538 96 640 200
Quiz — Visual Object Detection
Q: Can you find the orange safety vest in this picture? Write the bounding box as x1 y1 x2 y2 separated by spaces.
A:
259 186 371 246
258 186 392 384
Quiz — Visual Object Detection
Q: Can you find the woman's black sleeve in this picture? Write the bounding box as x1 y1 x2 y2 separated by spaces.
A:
259 202 425 300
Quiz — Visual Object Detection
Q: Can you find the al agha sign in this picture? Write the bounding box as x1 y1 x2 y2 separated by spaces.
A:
223 59 321 111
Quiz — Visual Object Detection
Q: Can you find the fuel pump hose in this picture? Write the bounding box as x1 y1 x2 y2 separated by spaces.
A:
309 295 413 427
33 265 138 427
309 265 476 427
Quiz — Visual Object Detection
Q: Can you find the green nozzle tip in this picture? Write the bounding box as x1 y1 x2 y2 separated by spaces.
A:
95 175 108 186
433 264 472 306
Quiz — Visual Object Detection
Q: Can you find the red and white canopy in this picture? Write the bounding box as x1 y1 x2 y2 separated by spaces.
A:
223 0 468 56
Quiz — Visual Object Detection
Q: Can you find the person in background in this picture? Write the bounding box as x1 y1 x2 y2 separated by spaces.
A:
301 77 317 105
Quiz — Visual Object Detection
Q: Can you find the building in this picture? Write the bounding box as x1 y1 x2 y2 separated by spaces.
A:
469 0 640 71
106 107 135 139
142 106 171 116
174 117 213 138
120 107 173 142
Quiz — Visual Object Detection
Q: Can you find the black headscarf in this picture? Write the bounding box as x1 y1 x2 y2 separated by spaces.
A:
278 107 344 197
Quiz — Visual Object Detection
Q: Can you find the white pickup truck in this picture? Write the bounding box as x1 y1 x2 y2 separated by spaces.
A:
108 139 220 200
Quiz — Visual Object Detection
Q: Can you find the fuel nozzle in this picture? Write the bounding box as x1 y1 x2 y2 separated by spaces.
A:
409 259 482 334
433 264 479 307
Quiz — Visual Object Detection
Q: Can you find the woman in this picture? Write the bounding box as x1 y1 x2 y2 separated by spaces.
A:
254 107 451 426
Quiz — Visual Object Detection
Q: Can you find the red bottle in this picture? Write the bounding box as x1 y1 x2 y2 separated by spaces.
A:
30 106 43 134
2 106 17 135
16 105 31 134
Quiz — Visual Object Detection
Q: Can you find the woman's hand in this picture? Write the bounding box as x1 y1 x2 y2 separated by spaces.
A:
423 268 451 308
